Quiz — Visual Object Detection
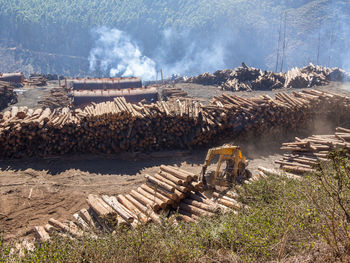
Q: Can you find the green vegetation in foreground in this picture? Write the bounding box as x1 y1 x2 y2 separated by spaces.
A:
1 151 349 262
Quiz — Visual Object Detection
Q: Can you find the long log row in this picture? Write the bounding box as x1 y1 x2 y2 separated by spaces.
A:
277 127 350 174
1 89 350 158
33 166 244 242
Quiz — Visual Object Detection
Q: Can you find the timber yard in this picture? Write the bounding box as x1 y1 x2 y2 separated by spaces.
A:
1 63 350 253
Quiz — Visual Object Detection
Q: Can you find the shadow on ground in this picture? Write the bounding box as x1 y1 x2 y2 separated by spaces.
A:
0 134 287 176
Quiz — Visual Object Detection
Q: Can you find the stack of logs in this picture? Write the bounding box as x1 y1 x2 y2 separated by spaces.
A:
186 63 349 91
0 81 18 111
161 86 188 100
1 89 350 158
33 165 246 242
24 74 48 86
278 127 350 175
38 87 72 110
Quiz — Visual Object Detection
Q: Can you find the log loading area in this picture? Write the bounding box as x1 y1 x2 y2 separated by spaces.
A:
1 66 350 244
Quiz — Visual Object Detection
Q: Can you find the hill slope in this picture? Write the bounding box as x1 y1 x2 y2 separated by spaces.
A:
0 0 349 77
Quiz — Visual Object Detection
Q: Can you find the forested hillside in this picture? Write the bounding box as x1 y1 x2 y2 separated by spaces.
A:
0 0 349 78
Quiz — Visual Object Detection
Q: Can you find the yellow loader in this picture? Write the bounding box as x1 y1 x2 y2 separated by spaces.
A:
200 144 251 190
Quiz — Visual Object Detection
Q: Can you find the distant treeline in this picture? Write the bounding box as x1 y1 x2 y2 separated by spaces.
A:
0 0 349 76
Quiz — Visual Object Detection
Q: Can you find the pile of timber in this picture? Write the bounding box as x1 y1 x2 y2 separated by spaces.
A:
186 72 219 86
0 72 24 83
186 64 285 91
186 63 349 91
277 127 350 175
43 73 63 81
24 74 48 87
0 81 18 111
38 87 72 110
161 86 188 100
33 166 247 242
301 64 349 82
1 89 350 158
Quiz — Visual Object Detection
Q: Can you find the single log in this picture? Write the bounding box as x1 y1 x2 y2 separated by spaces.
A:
152 173 187 198
154 173 188 192
130 190 161 212
178 208 200 221
86 194 121 228
179 202 213 217
48 218 83 237
160 165 192 182
172 167 199 181
125 194 161 224
188 192 218 207
86 194 113 217
176 214 196 223
140 184 174 205
78 208 99 229
34 226 50 242
336 127 350 133
37 108 51 123
183 198 218 213
137 187 167 209
44 224 55 234
117 194 148 224
146 181 178 201
221 190 239 199
73 213 90 231
188 181 203 192
87 207 114 232
215 196 242 210
145 174 175 192
259 166 301 180
159 171 184 185
102 195 134 223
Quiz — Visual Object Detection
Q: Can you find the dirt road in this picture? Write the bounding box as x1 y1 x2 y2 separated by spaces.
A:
0 140 281 240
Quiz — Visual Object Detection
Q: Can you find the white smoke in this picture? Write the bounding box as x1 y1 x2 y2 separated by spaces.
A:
89 27 230 80
89 27 157 80
157 28 227 76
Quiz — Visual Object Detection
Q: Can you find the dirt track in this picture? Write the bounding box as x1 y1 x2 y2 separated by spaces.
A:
1 82 350 241
0 146 281 240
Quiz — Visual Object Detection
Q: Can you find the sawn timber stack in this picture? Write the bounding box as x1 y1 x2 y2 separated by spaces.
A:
1 89 350 158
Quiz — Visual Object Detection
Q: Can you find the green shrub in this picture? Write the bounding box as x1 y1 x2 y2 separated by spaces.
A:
303 150 350 258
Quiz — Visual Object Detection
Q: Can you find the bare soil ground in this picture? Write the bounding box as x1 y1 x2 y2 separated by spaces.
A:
0 146 281 240
3 81 60 112
1 82 350 241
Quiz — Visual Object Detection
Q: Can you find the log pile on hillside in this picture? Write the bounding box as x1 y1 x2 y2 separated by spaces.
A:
38 87 72 109
186 63 350 91
33 165 250 241
277 127 350 175
0 89 349 158
0 81 18 111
